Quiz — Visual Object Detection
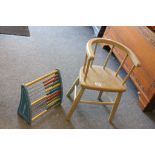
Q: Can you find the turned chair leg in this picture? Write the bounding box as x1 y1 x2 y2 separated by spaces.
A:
66 88 85 121
98 91 103 101
66 77 79 97
108 92 122 123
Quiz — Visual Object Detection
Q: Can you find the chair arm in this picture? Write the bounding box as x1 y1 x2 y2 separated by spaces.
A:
86 41 95 60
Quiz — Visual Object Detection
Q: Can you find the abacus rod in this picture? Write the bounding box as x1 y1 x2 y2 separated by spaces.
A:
32 107 46 116
28 79 60 94
32 110 47 122
28 74 59 89
45 83 61 93
31 96 46 106
25 70 58 87
47 101 60 109
29 91 45 99
31 97 60 118
43 75 59 84
47 97 61 107
44 80 60 89
31 89 61 106
32 102 60 122
28 83 61 100
32 94 61 114
31 102 47 112
46 91 61 102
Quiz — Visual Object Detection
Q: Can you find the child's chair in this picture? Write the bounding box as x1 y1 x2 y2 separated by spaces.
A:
66 38 140 123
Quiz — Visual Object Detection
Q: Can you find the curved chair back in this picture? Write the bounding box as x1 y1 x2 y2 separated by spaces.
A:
83 38 141 84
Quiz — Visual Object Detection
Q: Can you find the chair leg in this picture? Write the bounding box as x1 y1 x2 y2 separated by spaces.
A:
108 92 122 123
66 77 79 97
66 88 85 121
98 91 103 101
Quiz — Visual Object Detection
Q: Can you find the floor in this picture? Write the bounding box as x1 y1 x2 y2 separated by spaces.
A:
0 26 155 129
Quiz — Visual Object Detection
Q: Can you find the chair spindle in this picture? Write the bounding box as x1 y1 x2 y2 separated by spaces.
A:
94 43 98 55
90 43 97 67
103 45 114 69
115 54 128 77
84 58 91 81
122 65 135 85
83 54 88 72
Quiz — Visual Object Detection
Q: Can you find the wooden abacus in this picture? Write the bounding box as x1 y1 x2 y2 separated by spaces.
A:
18 69 63 125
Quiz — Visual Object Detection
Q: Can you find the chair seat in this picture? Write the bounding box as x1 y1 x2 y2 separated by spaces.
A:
79 65 127 92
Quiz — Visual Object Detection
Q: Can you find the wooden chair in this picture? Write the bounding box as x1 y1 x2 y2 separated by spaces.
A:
66 38 141 123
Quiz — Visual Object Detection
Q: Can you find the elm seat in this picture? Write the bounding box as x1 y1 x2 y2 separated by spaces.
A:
80 65 127 92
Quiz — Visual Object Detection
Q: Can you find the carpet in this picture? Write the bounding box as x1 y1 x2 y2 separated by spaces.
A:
0 26 155 129
0 26 30 36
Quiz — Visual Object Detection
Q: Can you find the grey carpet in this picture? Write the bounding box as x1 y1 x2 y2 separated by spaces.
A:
0 26 30 36
0 26 155 129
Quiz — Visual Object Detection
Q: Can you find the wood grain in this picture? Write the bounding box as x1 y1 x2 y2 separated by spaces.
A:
104 26 155 111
